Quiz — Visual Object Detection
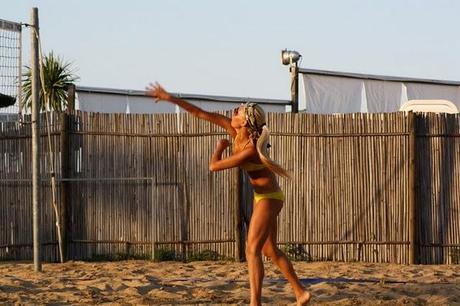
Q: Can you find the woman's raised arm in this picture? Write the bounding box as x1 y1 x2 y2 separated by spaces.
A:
146 82 236 138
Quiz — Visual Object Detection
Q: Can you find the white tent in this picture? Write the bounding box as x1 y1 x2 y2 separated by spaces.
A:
300 69 460 114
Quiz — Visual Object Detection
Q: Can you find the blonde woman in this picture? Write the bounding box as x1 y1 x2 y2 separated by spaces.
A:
146 83 311 306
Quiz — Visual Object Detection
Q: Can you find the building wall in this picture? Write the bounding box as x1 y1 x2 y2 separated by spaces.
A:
76 87 289 114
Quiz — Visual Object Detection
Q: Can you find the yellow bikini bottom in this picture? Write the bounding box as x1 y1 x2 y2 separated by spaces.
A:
254 190 285 203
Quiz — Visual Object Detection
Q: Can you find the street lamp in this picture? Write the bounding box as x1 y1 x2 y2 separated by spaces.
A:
281 49 301 66
281 49 302 113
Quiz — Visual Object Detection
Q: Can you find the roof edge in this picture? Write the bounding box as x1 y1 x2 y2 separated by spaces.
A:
299 68 460 86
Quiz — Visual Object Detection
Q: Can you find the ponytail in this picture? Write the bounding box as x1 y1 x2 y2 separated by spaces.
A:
255 125 290 178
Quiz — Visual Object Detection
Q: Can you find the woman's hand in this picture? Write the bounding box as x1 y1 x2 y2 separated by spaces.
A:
216 139 230 150
145 82 172 102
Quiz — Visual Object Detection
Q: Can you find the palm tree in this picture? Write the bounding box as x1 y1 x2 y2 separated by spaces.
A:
22 52 79 112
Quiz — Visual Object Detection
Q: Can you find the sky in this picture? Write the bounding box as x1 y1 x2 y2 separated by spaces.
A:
3 0 460 100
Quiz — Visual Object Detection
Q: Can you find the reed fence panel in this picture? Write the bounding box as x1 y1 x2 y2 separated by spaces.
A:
1 111 459 264
416 113 460 264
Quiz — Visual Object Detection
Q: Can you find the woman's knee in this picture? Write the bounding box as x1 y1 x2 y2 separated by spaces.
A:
245 242 263 258
262 245 281 260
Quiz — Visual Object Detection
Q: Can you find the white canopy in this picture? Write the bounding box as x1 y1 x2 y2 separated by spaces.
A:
300 69 460 114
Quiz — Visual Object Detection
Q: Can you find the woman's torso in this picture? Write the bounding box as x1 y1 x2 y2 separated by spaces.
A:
233 137 280 194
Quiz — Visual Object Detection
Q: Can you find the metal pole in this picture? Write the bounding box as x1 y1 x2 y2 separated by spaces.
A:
60 113 69 261
290 63 299 113
31 7 42 272
18 24 23 118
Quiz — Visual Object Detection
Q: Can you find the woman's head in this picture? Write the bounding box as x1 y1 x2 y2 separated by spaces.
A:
231 102 266 138
244 102 266 139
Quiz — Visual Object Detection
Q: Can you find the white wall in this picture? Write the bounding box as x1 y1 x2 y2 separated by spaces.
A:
76 89 288 114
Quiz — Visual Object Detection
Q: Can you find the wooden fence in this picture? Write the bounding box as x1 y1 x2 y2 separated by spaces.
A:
1 111 459 264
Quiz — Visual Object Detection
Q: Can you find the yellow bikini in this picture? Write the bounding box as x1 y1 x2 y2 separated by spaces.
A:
254 190 285 203
234 135 285 203
240 162 285 203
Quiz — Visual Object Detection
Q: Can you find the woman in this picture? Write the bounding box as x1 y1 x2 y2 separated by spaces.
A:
146 83 311 306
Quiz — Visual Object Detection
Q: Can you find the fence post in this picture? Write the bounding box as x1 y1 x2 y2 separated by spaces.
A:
31 7 42 272
235 168 243 262
66 84 75 111
60 112 70 260
408 111 417 264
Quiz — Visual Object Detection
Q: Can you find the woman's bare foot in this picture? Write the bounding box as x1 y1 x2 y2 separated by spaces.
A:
296 291 311 305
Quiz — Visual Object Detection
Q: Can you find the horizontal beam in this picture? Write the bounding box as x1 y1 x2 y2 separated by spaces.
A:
277 241 410 245
0 19 22 32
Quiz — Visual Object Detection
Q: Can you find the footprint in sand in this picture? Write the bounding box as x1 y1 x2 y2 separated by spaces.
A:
131 268 146 274
113 283 128 291
215 272 227 277
136 283 162 295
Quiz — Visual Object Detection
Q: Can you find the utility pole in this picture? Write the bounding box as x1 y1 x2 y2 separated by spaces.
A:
281 49 302 113
290 64 299 113
31 7 42 272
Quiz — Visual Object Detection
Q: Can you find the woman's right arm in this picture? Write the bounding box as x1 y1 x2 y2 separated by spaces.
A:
146 82 236 138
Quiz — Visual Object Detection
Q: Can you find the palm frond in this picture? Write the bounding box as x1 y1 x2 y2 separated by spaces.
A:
22 52 79 112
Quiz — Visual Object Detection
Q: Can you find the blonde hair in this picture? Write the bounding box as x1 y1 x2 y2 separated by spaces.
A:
244 103 290 178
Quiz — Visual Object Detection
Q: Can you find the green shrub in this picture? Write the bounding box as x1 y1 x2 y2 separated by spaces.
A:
153 248 177 262
89 252 150 262
450 247 460 264
281 243 312 262
188 249 221 261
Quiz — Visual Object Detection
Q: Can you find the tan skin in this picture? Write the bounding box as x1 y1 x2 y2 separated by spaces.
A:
146 82 311 306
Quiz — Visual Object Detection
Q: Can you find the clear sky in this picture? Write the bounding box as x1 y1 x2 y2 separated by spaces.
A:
3 0 460 100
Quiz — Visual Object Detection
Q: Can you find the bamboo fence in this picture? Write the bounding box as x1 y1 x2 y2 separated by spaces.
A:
0 111 459 264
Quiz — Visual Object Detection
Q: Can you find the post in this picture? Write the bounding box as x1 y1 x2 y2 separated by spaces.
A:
60 112 70 260
290 63 299 113
234 168 243 262
408 111 416 264
66 84 75 111
18 25 23 118
31 7 42 272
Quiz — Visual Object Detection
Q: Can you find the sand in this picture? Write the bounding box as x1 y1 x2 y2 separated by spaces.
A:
0 260 459 305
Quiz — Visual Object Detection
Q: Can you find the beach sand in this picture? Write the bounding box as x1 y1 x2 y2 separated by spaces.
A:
0 260 459 305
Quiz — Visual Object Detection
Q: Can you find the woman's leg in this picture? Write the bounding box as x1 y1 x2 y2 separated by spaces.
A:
246 199 282 306
262 207 311 305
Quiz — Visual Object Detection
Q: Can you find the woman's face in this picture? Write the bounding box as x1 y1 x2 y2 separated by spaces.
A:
231 104 247 128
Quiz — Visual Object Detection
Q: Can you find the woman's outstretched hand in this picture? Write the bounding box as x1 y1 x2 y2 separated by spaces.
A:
145 82 172 102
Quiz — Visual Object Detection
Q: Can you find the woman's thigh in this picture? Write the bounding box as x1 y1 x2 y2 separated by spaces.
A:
247 199 283 251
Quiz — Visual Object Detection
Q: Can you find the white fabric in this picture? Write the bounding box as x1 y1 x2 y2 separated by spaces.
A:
364 80 405 112
301 74 363 114
405 83 460 109
360 83 368 113
300 72 460 113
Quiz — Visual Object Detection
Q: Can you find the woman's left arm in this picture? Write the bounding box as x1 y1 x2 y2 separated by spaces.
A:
209 139 256 171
